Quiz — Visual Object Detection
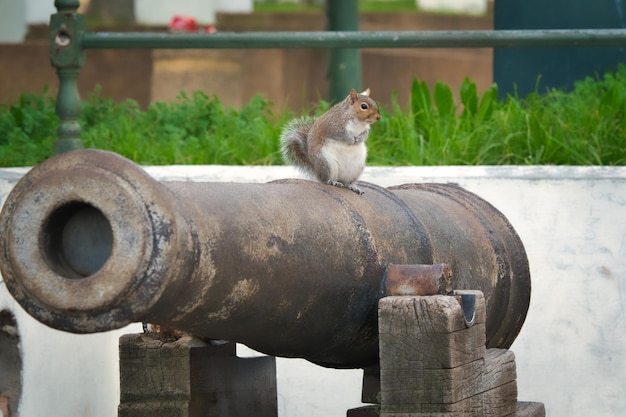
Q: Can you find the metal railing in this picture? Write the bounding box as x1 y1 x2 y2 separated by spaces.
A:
81 29 626 49
50 0 626 153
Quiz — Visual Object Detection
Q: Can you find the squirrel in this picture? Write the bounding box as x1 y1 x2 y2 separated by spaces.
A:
279 88 381 195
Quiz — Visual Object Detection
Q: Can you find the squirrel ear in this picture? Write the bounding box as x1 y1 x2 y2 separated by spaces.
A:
361 88 371 97
348 89 358 103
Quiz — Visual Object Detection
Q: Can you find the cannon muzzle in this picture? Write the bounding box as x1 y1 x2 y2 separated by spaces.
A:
0 150 530 368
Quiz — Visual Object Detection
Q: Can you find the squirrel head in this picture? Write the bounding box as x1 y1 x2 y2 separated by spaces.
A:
346 88 381 124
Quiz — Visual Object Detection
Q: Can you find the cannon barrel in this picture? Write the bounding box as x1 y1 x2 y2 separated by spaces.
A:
0 150 530 368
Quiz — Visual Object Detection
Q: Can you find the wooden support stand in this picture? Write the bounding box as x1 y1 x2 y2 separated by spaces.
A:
118 334 277 417
118 291 543 417
349 291 545 417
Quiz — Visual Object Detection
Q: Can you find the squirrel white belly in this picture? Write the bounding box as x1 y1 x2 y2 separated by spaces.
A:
320 140 367 186
279 88 381 195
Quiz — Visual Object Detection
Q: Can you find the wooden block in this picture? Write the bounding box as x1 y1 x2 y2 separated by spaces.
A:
424 349 516 407
424 358 486 404
380 412 455 417
381 351 517 414
481 350 517 393
361 365 381 403
119 334 199 402
189 355 277 416
118 333 277 417
379 294 486 370
119 401 190 417
509 402 546 417
347 405 381 417
378 294 523 417
479 381 518 417
397 379 515 416
424 323 487 369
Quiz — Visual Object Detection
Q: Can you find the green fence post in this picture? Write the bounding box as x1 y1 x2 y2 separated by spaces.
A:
50 0 85 154
326 0 361 103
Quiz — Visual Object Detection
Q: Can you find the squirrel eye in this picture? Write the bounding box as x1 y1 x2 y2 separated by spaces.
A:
360 103 369 110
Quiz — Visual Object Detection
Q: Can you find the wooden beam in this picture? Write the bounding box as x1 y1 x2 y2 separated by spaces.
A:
353 291 546 417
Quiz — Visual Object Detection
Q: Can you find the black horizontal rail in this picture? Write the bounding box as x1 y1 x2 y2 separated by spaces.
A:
80 29 626 49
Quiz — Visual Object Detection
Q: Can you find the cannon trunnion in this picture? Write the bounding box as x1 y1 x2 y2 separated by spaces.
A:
0 150 530 369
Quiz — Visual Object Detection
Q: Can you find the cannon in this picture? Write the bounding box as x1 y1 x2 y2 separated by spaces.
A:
0 150 530 369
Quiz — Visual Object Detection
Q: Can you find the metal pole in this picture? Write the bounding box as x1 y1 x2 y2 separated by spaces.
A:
50 0 85 153
325 0 361 103
81 29 626 49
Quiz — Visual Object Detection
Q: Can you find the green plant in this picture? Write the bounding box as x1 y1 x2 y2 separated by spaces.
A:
78 89 292 165
0 88 57 166
1 67 624 167
366 67 625 166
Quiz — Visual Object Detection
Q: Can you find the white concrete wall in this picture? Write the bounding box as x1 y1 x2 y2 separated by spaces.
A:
134 0 252 25
135 0 216 25
417 0 488 14
0 0 27 42
0 0 252 42
134 0 253 25
25 0 55 23
215 0 253 13
0 0 56 42
1 165 625 417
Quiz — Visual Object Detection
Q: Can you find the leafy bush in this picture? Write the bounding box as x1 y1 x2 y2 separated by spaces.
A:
368 67 625 165
79 89 291 165
0 88 58 166
1 68 624 167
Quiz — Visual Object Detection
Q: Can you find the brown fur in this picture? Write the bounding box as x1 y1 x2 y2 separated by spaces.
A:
279 89 380 187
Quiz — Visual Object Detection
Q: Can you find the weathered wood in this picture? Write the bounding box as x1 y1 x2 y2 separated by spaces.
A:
481 350 517 396
190 354 278 415
377 293 531 417
361 365 381 403
118 401 191 417
346 405 381 417
509 402 546 417
379 293 486 369
118 334 277 417
119 335 202 403
389 401 546 417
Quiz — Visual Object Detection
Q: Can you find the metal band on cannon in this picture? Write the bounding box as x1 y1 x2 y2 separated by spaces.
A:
0 150 530 369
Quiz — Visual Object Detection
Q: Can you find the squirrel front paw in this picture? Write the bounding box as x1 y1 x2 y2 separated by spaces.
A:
327 180 364 195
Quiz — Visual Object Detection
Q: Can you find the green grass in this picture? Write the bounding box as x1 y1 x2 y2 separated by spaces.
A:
1 67 625 167
360 0 417 13
253 1 321 13
0 88 292 167
79 90 290 165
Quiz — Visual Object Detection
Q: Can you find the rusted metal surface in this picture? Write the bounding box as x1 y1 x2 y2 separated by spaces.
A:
0 150 531 368
383 263 452 296
0 395 9 417
388 183 532 349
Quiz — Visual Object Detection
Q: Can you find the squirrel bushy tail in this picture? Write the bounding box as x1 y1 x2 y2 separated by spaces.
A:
279 116 315 172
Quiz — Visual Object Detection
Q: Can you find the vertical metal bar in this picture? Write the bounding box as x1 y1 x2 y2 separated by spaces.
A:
50 0 85 154
325 0 361 103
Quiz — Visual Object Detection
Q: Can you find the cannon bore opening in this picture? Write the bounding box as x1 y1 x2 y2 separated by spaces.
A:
41 202 113 279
